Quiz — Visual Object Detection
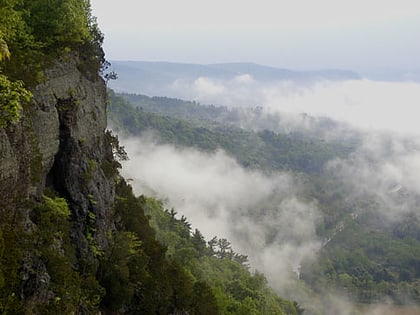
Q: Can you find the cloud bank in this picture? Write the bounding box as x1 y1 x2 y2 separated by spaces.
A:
169 76 420 136
121 136 321 296
326 133 420 223
119 133 420 314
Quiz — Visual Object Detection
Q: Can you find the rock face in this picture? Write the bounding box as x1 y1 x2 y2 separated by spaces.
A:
39 57 115 254
0 55 115 299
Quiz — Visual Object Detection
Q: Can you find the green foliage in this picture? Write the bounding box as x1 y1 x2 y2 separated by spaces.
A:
89 178 299 314
0 74 32 127
0 0 106 86
0 0 28 50
23 0 92 49
31 195 82 314
0 0 105 127
141 195 300 315
108 90 354 173
98 179 188 313
106 129 128 162
100 130 128 179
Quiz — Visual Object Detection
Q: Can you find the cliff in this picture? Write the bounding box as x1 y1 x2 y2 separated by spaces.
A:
0 54 115 312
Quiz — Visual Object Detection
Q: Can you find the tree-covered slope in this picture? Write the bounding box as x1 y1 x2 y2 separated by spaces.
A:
108 90 420 310
107 179 302 315
109 90 355 174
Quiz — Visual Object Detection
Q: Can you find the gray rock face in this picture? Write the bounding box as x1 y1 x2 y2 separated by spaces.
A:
0 128 19 182
38 56 115 253
0 55 115 302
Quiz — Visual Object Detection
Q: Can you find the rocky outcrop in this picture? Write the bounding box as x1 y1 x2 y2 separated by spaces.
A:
38 56 115 254
0 55 115 302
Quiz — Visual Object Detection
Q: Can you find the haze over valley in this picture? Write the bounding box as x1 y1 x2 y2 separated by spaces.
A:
106 59 420 313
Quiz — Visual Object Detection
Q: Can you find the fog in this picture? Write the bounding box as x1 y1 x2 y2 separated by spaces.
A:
168 76 420 136
326 133 420 223
121 135 321 295
119 134 420 314
115 74 420 314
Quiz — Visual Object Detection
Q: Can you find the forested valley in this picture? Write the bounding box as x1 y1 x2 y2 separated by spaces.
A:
108 90 420 314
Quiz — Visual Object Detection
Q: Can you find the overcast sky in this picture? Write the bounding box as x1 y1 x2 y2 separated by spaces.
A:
90 0 420 73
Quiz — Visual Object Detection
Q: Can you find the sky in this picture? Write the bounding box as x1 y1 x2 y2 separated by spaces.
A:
90 0 420 73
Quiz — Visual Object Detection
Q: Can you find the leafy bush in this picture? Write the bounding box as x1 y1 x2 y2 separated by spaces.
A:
0 74 32 127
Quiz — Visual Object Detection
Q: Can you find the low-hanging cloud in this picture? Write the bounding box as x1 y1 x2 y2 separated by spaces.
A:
326 133 420 223
170 74 264 108
169 76 420 136
120 135 321 297
263 79 420 135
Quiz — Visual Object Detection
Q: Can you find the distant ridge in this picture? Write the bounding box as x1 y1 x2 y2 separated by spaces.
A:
108 60 361 95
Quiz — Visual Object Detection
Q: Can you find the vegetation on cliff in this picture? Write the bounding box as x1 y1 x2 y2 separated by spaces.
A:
0 0 104 127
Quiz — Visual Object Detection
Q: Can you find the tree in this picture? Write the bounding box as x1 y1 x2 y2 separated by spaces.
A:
217 238 232 259
191 229 208 256
104 70 118 84
208 236 218 255
234 253 249 268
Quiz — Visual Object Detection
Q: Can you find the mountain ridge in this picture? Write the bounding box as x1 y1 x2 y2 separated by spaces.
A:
111 60 360 78
108 60 361 96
